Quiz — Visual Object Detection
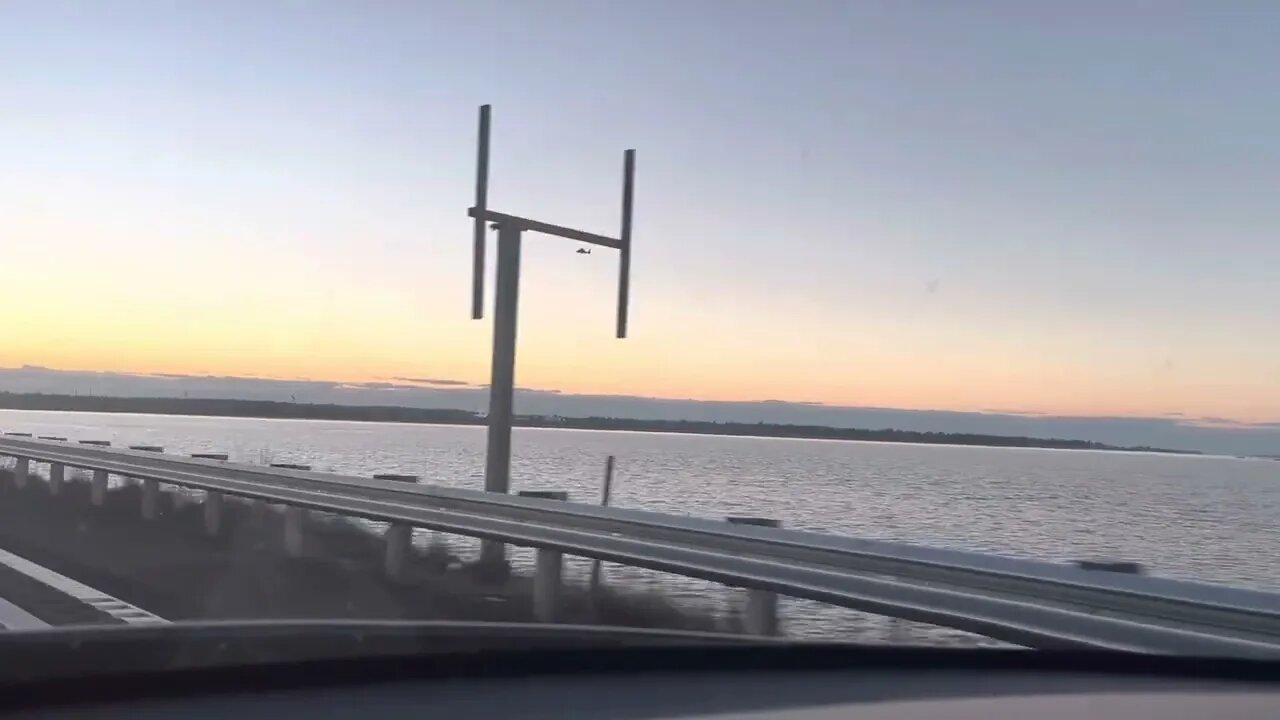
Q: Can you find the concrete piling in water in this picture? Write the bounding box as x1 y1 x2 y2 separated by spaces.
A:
204 492 224 536
12 458 29 488
534 547 565 622
141 479 161 519
125 447 164 497
284 506 307 557
91 469 108 506
727 516 782 636
373 474 419 580
48 462 65 496
519 490 570 622
270 465 313 556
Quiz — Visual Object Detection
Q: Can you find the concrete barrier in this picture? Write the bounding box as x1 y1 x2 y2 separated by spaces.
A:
375 474 420 580
37 436 66 441
190 453 229 461
3 432 32 437
1076 560 1145 575
519 490 569 622
79 440 111 447
727 516 781 636
129 445 164 453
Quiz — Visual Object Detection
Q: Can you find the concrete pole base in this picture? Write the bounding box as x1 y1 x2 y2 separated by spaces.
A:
12 458 28 488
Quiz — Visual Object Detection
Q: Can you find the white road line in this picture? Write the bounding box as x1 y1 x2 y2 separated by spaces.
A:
0 547 167 625
0 596 50 630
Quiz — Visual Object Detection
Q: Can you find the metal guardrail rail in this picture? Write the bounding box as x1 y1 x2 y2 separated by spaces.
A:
1 436 1279 656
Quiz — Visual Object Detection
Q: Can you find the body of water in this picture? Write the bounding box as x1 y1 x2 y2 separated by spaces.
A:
2 409 1277 642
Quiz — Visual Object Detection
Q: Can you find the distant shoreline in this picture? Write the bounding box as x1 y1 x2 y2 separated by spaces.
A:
0 391 1199 455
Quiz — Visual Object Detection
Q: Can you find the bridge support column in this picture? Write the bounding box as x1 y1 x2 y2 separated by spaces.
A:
12 458 28 488
534 547 563 622
374 474 420 581
384 525 412 580
48 463 65 496
727 517 781 636
204 492 224 536
91 469 108 506
518 491 569 622
284 506 307 557
141 479 160 519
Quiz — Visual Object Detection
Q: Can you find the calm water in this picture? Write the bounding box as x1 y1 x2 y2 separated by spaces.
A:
2 409 1278 642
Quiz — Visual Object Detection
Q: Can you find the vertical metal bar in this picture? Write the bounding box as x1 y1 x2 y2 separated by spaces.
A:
472 104 491 320
589 455 616 592
616 149 635 338
479 223 522 567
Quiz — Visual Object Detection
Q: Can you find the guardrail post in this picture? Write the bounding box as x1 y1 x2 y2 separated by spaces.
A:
48 462 65 496
520 490 569 622
374 474 419 581
91 469 108 506
727 516 781 636
12 458 28 488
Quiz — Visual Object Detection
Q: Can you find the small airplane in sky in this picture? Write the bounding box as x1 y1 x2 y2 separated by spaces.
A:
576 247 592 255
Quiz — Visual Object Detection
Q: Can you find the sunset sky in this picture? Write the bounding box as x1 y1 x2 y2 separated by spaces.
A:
3 1 1278 422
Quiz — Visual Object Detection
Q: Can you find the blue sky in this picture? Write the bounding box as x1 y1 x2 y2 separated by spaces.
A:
3 1 1278 421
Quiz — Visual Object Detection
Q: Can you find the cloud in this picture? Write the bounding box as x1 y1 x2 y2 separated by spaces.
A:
391 376 474 387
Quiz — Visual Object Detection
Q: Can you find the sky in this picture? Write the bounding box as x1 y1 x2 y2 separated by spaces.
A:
3 1 1279 424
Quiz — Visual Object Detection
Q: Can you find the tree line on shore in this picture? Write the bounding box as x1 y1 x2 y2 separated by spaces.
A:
0 392 1194 454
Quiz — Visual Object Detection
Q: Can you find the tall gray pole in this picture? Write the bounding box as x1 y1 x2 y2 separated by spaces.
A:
480 223 522 566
